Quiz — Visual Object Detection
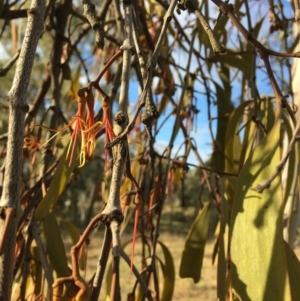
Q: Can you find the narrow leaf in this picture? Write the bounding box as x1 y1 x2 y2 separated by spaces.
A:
43 212 70 278
35 145 79 221
158 241 175 301
284 241 300 301
179 201 211 283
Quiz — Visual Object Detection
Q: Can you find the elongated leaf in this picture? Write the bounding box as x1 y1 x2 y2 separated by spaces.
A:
284 241 300 300
281 113 297 210
179 201 211 283
225 101 252 208
157 241 175 301
44 212 70 278
230 110 291 301
214 71 234 171
35 145 79 220
216 179 230 301
62 220 87 271
225 101 251 173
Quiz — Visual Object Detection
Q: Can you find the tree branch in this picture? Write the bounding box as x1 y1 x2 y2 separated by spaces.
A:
0 1 46 299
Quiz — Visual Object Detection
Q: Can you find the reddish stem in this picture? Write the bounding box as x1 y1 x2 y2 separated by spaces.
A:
131 205 140 274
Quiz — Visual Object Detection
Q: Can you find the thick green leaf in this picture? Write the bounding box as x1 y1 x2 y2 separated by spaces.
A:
158 241 175 301
281 113 297 208
35 145 79 220
284 241 300 300
179 201 211 283
216 180 230 301
44 212 70 278
230 110 291 301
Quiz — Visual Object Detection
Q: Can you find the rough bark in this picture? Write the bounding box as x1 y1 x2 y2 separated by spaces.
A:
0 1 46 300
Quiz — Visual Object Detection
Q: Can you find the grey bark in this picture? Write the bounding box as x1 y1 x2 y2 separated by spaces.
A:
0 1 46 300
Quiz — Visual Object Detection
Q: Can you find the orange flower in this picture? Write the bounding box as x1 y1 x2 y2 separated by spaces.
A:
66 98 87 167
39 94 88 167
84 89 98 161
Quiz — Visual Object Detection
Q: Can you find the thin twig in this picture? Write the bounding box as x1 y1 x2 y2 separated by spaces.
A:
82 0 105 49
90 226 112 301
110 220 121 301
106 0 178 149
252 123 300 193
0 49 20 77
194 9 225 54
120 248 153 301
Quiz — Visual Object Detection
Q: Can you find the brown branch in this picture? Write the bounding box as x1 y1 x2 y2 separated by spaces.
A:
120 248 153 301
0 49 20 77
53 212 104 300
0 8 27 20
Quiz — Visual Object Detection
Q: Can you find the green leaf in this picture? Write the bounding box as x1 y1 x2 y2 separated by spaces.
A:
158 241 175 301
214 77 234 171
216 179 230 301
179 201 211 283
35 145 79 221
43 212 70 278
225 100 251 174
230 109 291 301
284 241 300 301
61 220 87 271
281 113 297 208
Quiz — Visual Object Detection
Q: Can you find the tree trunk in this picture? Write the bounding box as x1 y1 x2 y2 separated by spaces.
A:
0 1 46 300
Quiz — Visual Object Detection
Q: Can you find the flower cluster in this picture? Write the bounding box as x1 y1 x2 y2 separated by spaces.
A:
36 89 115 168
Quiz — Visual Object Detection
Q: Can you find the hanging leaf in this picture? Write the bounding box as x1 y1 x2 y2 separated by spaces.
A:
35 144 79 221
43 212 70 278
284 241 300 300
230 109 291 300
214 74 234 171
179 201 211 283
157 241 175 301
225 100 252 174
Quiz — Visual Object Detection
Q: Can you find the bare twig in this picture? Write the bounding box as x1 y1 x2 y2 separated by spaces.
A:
82 0 105 49
106 0 178 149
252 122 300 193
194 9 225 54
120 248 153 301
90 227 112 301
110 220 121 301
0 49 20 77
